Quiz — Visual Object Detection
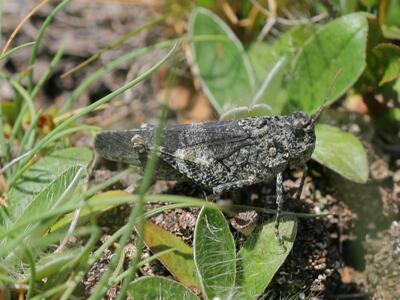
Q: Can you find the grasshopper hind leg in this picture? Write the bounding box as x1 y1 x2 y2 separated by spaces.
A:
295 164 308 201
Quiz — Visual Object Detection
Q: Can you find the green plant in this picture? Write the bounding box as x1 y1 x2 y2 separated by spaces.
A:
127 207 296 300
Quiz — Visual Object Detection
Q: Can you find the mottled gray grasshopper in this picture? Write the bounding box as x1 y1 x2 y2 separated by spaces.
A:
95 110 321 243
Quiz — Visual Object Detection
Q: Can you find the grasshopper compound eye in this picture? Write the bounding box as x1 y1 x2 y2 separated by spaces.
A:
289 111 313 131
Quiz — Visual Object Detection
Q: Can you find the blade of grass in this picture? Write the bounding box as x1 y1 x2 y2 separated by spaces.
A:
115 62 179 300
54 100 122 124
8 42 179 189
27 0 70 92
0 42 35 61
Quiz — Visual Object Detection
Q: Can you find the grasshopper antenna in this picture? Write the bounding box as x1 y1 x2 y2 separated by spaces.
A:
311 69 342 126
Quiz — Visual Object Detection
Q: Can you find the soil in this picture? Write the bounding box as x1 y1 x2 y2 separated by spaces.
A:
1 1 399 299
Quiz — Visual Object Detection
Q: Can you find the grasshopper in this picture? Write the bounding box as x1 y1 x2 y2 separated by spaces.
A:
95 108 324 243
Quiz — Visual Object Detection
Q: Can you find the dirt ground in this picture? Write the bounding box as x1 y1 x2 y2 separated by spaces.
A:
1 1 399 299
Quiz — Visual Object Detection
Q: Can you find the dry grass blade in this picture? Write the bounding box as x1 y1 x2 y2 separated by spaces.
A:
1 0 52 55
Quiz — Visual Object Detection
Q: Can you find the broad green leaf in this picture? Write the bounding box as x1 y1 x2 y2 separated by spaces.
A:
287 13 368 113
373 43 400 85
237 217 297 299
3 147 92 227
312 124 369 183
194 207 236 299
142 221 199 290
128 276 200 300
189 8 255 114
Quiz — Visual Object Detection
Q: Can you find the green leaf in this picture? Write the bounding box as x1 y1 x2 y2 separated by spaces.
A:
287 13 368 113
141 221 199 290
3 147 92 228
312 124 369 183
128 276 200 300
193 207 236 299
373 43 400 85
237 217 297 299
189 8 255 114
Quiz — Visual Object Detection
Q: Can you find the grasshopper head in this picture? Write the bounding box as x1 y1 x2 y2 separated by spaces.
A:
286 111 316 167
